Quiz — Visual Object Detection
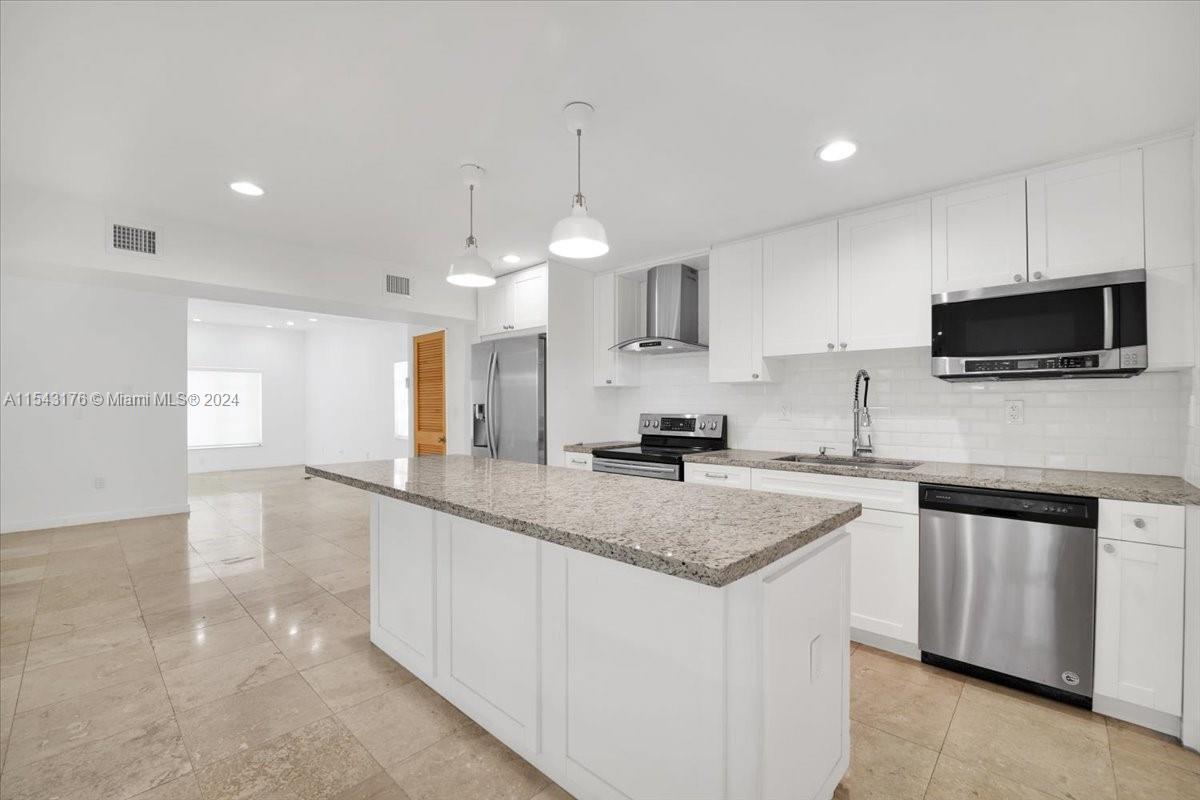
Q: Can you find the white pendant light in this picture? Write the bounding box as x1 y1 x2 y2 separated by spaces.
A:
549 102 609 259
447 163 497 288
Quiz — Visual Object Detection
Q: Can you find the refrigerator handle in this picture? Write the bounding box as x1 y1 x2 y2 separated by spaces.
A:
486 349 498 458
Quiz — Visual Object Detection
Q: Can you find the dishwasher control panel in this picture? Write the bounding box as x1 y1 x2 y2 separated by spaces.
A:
920 485 1096 527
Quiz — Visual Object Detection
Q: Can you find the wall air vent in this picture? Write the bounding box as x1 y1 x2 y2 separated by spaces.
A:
385 274 412 297
111 223 157 255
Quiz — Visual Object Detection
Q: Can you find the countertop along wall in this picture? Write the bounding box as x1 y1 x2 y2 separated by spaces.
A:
605 347 1189 477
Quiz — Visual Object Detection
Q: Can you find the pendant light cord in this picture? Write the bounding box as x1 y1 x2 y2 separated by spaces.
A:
575 129 584 205
466 184 476 247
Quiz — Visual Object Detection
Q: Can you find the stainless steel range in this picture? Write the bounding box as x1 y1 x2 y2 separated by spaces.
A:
592 414 727 481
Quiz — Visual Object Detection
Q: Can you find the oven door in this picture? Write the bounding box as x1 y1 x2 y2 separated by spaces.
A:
931 270 1146 377
592 457 682 481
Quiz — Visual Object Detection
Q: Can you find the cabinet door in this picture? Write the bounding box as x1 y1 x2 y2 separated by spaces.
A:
762 221 839 356
373 497 437 678
1142 137 1193 271
847 509 919 645
1027 150 1144 280
1095 538 1184 715
512 265 548 330
1147 265 1195 370
593 274 617 386
837 200 932 351
709 238 770 382
478 278 512 336
931 178 1028 293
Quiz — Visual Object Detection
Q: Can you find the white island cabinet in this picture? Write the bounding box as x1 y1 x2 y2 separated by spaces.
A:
369 492 852 800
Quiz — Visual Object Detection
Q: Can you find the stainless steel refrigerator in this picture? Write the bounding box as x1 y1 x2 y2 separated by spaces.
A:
471 334 546 464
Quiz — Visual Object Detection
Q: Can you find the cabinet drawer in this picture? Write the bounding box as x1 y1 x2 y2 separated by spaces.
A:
751 469 918 514
685 463 751 489
563 453 593 470
1098 500 1184 548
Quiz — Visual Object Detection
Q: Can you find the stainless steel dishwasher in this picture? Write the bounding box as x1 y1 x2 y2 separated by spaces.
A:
918 483 1097 706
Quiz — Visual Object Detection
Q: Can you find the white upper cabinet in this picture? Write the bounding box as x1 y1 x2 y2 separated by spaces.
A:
931 178 1027 293
762 221 838 356
592 272 639 387
709 238 770 382
1143 136 1194 271
477 263 548 338
511 265 548 329
837 199 932 351
1027 150 1144 280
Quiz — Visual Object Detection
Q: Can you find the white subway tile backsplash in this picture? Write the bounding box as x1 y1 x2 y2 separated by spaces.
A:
607 347 1190 477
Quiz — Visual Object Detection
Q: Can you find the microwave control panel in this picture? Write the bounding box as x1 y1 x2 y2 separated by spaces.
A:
965 355 1100 373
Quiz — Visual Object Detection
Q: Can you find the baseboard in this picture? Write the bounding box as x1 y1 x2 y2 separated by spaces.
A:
851 627 920 660
0 503 192 534
1094 694 1182 738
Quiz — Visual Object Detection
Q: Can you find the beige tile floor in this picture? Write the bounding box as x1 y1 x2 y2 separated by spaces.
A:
0 466 1195 800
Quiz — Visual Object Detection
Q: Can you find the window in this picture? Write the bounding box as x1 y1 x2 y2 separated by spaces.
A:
187 369 262 448
394 361 410 438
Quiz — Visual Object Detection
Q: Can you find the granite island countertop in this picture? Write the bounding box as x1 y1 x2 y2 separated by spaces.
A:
681 449 1200 506
306 455 861 587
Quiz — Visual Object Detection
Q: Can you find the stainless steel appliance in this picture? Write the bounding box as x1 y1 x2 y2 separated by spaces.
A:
613 263 707 353
592 413 727 480
919 483 1098 706
931 269 1147 380
471 334 545 464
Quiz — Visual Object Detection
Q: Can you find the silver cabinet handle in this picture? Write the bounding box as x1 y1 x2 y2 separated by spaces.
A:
1032 271 1043 280
703 472 728 480
752 373 759 379
1102 542 1116 554
1013 274 1024 282
839 342 847 350
605 378 613 385
827 343 835 351
570 458 587 464
1133 518 1146 529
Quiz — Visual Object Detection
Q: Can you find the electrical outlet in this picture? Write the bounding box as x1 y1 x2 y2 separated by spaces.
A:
1004 400 1024 425
93 476 106 490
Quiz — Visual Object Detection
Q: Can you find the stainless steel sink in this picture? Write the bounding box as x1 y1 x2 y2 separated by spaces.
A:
773 454 921 471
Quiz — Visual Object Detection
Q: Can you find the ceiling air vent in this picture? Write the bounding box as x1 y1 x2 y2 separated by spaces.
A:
111 223 157 255
385 274 411 297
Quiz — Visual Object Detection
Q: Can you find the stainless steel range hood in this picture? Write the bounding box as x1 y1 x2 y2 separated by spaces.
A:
613 263 707 354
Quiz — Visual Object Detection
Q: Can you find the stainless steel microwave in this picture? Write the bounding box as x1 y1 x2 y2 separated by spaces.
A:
931 270 1147 380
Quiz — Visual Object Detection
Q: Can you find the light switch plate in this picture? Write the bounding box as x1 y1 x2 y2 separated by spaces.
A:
1005 400 1024 425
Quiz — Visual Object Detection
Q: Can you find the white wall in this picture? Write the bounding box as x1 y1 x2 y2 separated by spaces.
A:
304 319 415 464
601 348 1189 476
0 183 475 325
187 323 306 473
0 273 188 532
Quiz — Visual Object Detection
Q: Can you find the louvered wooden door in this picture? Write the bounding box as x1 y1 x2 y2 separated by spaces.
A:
412 330 446 455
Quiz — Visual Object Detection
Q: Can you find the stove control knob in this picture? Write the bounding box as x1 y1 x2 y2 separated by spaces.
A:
643 420 651 428
652 420 659 429
698 422 706 430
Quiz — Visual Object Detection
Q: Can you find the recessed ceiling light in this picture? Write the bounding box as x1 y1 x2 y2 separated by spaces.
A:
502 254 521 265
285 320 295 326
230 181 265 197
307 318 318 322
817 140 857 162
191 317 201 322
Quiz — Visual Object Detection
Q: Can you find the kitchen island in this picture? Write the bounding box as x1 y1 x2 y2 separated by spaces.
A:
307 456 861 800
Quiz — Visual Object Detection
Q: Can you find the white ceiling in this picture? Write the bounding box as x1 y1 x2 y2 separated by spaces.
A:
2 2 1197 276
187 298 403 332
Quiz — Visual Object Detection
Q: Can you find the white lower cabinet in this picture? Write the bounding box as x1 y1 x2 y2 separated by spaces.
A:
684 462 751 489
750 468 919 652
563 452 593 470
845 509 919 646
371 493 853 800
1095 536 1185 718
